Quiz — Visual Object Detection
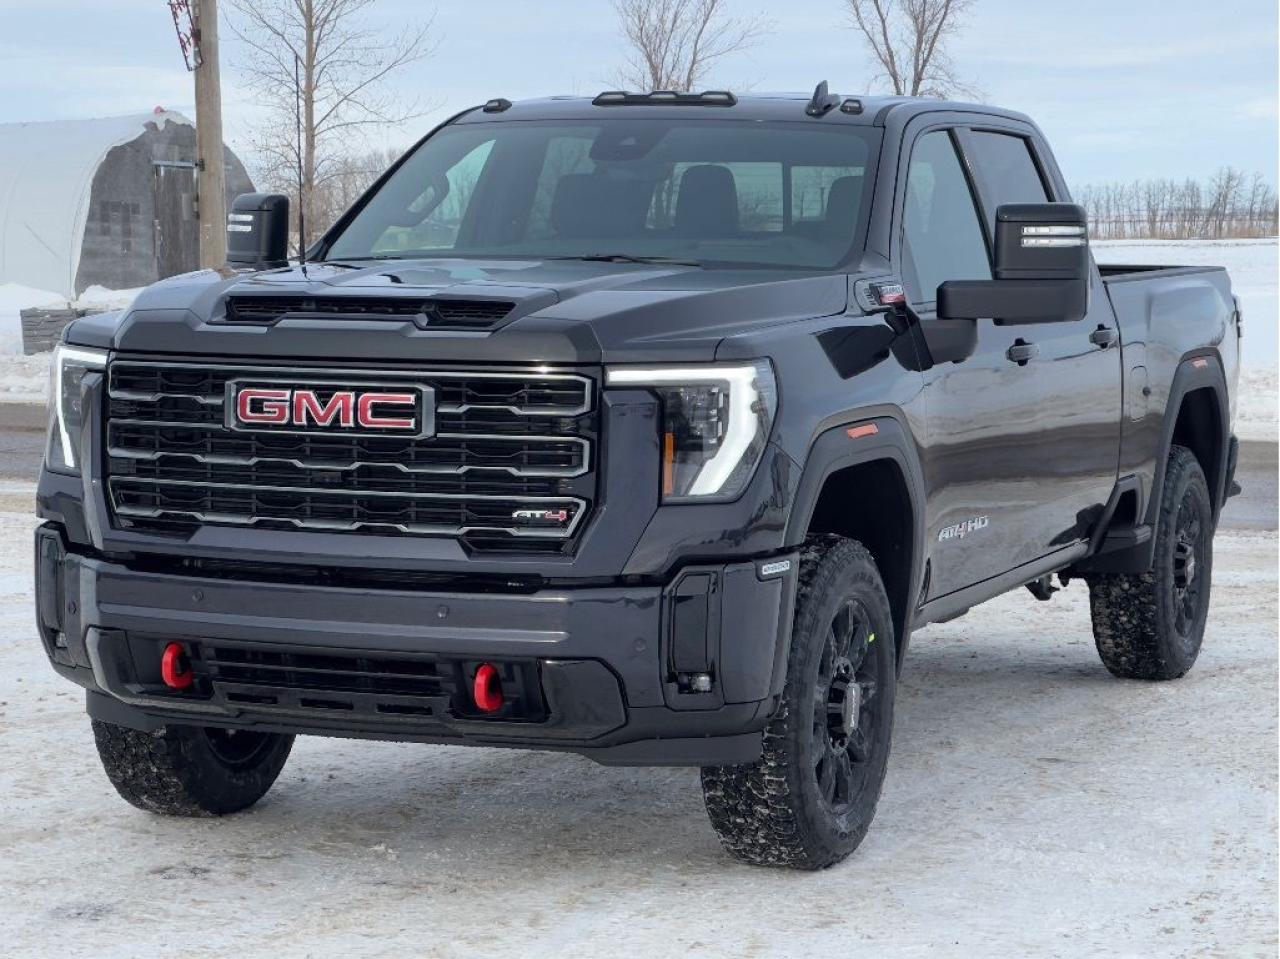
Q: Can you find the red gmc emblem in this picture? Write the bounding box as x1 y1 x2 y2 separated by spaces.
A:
229 383 433 436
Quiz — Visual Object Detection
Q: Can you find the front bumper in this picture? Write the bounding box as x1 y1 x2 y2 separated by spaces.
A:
37 525 797 766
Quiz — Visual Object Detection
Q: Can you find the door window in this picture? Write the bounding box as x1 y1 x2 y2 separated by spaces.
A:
902 131 991 304
965 131 1050 231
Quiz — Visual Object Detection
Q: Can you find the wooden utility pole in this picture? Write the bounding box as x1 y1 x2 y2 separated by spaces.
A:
193 0 227 268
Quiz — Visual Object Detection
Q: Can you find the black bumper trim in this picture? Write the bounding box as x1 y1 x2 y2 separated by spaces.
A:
40 526 796 766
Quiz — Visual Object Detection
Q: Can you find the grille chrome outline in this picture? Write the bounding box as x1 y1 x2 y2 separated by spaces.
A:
109 360 594 417
110 476 587 538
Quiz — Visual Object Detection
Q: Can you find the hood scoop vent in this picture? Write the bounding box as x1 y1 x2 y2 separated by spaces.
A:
223 295 516 331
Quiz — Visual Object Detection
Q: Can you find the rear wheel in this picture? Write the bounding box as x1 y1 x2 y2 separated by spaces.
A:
1086 445 1214 680
92 720 293 816
701 536 896 870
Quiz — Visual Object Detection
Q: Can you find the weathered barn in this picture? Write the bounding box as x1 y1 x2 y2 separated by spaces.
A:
0 110 254 298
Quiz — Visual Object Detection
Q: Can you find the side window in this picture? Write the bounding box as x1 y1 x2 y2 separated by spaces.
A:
902 130 991 304
965 131 1050 231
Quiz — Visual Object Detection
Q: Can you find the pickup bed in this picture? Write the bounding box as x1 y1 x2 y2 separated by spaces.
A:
36 87 1240 869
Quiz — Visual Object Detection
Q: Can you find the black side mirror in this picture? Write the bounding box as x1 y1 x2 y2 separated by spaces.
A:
937 203 1089 324
226 193 290 271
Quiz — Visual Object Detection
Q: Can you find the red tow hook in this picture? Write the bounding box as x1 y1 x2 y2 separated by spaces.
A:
473 663 504 714
161 642 195 691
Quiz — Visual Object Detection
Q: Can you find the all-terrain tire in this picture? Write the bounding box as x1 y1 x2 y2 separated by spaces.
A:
92 720 294 816
1086 444 1214 680
701 535 896 870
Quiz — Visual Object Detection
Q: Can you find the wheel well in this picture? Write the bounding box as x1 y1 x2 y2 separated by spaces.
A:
1171 386 1223 506
806 458 914 656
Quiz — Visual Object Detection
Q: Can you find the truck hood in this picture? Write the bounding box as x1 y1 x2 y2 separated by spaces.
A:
67 258 850 365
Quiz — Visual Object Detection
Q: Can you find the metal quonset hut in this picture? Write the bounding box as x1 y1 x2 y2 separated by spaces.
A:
0 109 254 298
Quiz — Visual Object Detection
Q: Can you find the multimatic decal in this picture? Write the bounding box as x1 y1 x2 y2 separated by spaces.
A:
937 516 990 542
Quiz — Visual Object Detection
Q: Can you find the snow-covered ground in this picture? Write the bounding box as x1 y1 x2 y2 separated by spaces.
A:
0 486 1273 957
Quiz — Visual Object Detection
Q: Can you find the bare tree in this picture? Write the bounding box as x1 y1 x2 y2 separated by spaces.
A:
1077 168 1277 240
226 0 436 248
845 0 975 97
613 0 769 92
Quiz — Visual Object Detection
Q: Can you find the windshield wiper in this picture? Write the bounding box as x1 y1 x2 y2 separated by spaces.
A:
549 253 703 267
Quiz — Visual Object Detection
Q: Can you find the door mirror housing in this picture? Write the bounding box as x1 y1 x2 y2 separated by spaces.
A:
937 203 1089 324
226 193 290 271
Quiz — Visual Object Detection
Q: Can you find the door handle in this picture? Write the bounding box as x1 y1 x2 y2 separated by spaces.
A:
1089 326 1117 349
1006 339 1039 365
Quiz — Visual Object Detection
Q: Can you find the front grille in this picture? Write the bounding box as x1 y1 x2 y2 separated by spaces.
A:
105 360 598 553
224 296 516 331
183 640 545 723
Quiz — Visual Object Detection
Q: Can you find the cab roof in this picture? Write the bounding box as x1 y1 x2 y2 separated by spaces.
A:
453 90 1033 128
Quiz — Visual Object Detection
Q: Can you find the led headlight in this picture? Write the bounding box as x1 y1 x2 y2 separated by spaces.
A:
47 344 107 474
606 361 777 501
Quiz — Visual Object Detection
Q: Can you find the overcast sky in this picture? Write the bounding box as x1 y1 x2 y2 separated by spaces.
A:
0 0 1274 188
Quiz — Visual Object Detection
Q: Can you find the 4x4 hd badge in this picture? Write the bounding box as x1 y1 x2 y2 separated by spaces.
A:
938 515 990 542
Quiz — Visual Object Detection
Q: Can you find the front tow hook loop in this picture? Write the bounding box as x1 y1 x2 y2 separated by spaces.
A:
473 663 504 714
161 642 194 691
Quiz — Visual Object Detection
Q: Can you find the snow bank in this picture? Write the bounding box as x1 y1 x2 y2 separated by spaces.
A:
1237 366 1278 442
0 283 64 356
75 285 142 313
0 283 139 371
0 352 49 404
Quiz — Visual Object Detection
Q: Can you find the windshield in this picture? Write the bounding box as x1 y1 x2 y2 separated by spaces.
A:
324 118 881 270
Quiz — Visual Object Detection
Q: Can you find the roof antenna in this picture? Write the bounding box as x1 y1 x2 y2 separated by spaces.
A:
805 81 841 117
294 52 307 275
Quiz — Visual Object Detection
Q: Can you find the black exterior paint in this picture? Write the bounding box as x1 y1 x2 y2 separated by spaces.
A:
38 93 1240 764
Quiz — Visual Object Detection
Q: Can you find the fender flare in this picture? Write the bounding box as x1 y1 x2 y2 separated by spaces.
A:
785 411 928 661
1145 350 1231 527
1083 351 1233 576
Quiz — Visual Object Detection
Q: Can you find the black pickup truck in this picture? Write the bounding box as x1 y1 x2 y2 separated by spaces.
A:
37 87 1241 869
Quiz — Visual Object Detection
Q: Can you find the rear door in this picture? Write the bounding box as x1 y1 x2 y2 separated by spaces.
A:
958 125 1123 549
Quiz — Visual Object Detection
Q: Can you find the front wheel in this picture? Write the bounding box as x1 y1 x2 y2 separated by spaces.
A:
701 536 897 870
92 720 293 816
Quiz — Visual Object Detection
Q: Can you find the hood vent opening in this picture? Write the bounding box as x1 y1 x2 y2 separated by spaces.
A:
222 296 517 331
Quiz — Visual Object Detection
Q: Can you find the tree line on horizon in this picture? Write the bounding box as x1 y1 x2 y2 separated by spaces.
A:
224 0 1275 245
1077 169 1279 241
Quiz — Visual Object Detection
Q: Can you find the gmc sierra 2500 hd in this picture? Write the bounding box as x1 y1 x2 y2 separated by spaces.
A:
37 86 1241 869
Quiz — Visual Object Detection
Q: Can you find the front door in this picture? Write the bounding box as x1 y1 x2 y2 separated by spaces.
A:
900 127 1055 596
